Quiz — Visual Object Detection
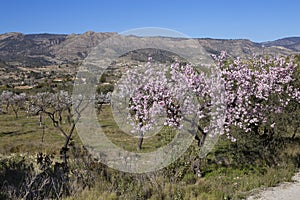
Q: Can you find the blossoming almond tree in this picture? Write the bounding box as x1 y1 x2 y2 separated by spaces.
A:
114 58 225 150
0 90 14 113
0 91 27 118
10 93 27 119
215 52 300 140
117 53 299 151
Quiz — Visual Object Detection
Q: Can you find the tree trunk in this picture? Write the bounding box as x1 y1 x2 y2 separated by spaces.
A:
41 126 45 143
61 137 71 174
199 132 207 147
191 158 202 177
13 110 18 119
137 132 144 150
292 127 298 139
39 113 42 127
5 104 9 113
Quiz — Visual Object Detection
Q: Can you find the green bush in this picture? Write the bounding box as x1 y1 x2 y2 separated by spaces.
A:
96 83 114 94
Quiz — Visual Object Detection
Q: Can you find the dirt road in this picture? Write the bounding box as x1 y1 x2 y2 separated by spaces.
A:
247 170 300 200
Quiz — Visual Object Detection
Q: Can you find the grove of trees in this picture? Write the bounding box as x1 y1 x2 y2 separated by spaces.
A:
116 53 300 151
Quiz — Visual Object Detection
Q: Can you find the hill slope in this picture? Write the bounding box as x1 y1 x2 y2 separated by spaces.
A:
263 37 300 52
0 32 299 67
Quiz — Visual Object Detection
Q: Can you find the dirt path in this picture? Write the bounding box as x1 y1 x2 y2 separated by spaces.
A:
247 170 300 200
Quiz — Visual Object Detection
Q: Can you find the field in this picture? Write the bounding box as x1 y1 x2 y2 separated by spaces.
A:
0 104 299 199
0 54 300 200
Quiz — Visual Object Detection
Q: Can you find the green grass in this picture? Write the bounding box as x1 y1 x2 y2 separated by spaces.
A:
62 163 297 200
0 104 176 155
98 105 176 152
0 110 65 155
0 105 177 155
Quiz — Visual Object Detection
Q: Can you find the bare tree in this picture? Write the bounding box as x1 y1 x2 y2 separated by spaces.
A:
28 91 91 166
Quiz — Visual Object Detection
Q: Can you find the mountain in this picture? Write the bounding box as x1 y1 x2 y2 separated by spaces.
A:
0 31 117 67
262 37 300 52
0 32 299 68
197 38 295 57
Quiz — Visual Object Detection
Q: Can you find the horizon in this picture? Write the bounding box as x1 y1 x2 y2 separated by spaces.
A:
1 0 300 42
1 30 299 43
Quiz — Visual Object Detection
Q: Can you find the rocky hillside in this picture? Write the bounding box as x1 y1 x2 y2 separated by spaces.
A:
262 37 300 52
0 31 299 67
0 31 117 67
198 38 297 57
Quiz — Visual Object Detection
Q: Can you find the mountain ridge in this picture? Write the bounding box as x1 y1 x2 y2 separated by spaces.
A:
0 31 299 67
262 37 300 52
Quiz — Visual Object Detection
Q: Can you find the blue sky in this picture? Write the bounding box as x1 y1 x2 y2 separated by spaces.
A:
1 0 299 42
